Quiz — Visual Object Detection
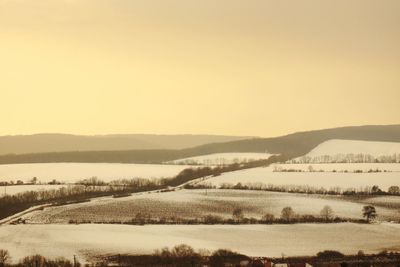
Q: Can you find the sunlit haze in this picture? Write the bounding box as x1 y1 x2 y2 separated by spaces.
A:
1 0 399 137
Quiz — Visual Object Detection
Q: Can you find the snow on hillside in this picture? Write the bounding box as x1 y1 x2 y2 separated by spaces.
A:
291 139 400 163
0 163 192 184
170 153 273 165
199 166 400 191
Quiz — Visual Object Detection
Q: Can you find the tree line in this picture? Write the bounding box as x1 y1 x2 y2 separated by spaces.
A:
67 205 376 226
2 245 399 267
186 182 400 196
290 153 400 164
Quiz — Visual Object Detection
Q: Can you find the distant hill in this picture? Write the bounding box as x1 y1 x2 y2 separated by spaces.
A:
0 134 253 155
0 125 399 164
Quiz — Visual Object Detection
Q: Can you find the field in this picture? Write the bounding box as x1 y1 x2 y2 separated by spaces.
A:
0 223 400 263
272 163 400 172
0 163 192 184
303 139 400 158
169 153 273 165
19 189 400 223
291 139 400 163
198 166 400 191
0 184 67 196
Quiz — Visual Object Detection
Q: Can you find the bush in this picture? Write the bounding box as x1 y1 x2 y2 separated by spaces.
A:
317 250 345 259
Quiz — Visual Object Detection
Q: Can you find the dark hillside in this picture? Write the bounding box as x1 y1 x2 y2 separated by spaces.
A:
0 125 399 164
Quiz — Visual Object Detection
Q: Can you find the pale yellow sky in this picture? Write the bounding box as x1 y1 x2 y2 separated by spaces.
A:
1 0 399 137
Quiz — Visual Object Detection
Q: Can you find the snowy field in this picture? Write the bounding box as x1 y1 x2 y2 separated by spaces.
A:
1 223 400 263
20 189 400 223
306 139 400 157
169 152 273 165
0 184 67 196
199 166 400 191
292 139 400 163
272 163 400 172
0 163 192 184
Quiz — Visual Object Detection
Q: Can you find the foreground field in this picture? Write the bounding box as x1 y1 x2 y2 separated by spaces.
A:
0 223 399 263
20 189 400 223
0 163 192 184
199 166 400 191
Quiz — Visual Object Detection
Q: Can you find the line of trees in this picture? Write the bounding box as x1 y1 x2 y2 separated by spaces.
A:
186 182 400 196
68 205 373 226
273 166 394 173
106 244 250 267
164 155 288 187
2 244 398 267
289 153 400 164
0 250 80 267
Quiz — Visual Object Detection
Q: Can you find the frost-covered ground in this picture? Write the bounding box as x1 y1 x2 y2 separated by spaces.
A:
306 139 400 158
272 163 400 172
200 166 400 191
1 223 400 263
291 139 400 163
20 189 400 223
169 152 273 165
0 163 192 184
0 184 67 196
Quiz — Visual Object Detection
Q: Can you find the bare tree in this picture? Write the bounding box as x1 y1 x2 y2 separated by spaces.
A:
262 213 275 222
232 208 244 222
281 207 295 222
0 249 10 267
388 186 400 195
362 205 377 222
320 205 334 221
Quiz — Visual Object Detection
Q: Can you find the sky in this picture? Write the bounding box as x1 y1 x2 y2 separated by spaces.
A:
1 0 399 137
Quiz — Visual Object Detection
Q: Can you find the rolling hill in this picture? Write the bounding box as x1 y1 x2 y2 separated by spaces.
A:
0 134 253 155
0 124 399 164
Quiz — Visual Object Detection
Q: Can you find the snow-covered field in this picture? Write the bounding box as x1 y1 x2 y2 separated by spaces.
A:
170 152 273 165
200 166 400 191
272 163 400 172
292 139 400 163
20 189 400 223
1 223 400 263
0 163 192 184
307 139 400 157
0 184 67 196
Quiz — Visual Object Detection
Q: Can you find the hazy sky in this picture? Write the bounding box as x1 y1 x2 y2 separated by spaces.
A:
1 0 399 137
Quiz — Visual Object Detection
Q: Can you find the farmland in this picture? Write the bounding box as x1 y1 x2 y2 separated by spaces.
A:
197 165 400 191
1 223 400 263
272 162 400 172
304 139 400 158
19 189 400 223
0 163 192 184
291 139 400 163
